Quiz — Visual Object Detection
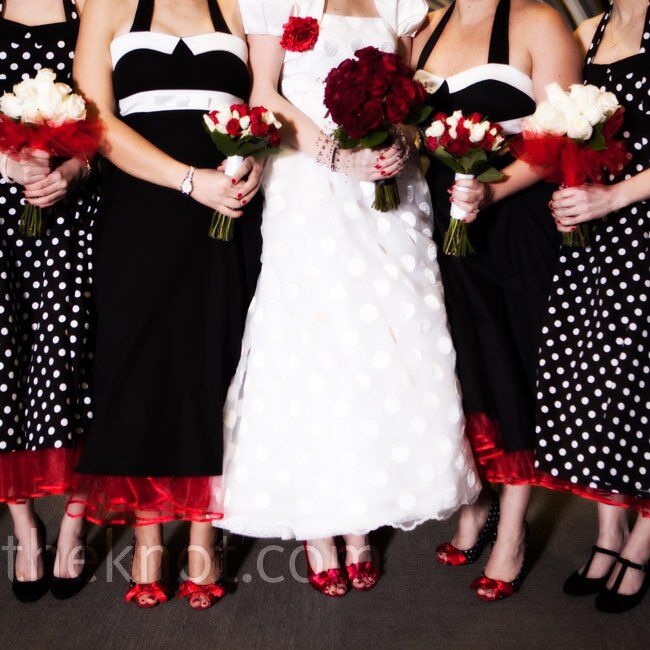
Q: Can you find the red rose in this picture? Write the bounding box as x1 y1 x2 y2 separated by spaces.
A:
268 126 281 148
230 103 249 117
207 110 220 125
359 100 385 132
369 76 389 99
340 113 365 140
226 118 241 137
280 16 319 52
385 92 410 124
251 120 269 138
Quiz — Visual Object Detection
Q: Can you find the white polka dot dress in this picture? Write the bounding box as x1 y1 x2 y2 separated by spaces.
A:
215 6 481 541
0 1 98 502
534 5 650 517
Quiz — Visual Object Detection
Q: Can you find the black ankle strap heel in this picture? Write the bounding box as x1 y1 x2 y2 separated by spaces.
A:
563 545 620 597
595 557 648 613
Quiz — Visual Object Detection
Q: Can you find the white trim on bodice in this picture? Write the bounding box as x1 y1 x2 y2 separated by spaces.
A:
110 30 248 69
118 89 242 117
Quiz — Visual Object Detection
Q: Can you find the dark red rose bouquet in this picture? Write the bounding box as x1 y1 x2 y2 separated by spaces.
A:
324 46 432 211
424 111 507 257
204 103 281 241
280 16 319 52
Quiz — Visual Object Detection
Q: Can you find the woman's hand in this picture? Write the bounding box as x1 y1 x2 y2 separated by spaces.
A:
338 140 406 182
5 148 52 186
449 178 492 223
216 156 264 207
23 157 89 208
550 184 620 232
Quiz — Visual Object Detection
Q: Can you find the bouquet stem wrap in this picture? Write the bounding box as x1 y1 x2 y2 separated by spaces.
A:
373 177 400 212
444 172 476 256
209 154 244 242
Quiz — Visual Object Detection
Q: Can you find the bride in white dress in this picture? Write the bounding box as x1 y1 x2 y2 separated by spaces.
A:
216 0 480 596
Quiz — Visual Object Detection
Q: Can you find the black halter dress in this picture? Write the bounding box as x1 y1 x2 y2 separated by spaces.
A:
71 0 262 525
534 5 649 517
417 0 559 485
0 0 99 503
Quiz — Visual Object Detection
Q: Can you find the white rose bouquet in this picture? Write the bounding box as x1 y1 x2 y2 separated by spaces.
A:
511 82 629 247
424 110 507 257
0 68 104 236
203 103 281 241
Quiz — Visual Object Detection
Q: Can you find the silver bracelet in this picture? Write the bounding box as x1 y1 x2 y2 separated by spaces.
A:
0 153 13 184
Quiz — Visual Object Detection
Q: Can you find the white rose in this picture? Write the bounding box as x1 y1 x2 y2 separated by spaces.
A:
213 106 231 125
469 121 489 143
215 123 228 134
492 135 505 151
55 82 73 97
37 86 65 124
35 68 57 85
598 90 620 118
262 110 279 126
20 95 44 124
425 119 445 138
203 114 217 132
60 93 87 122
566 114 593 141
0 92 23 120
570 84 605 126
545 82 569 109
239 115 251 129
13 78 38 99
530 101 567 135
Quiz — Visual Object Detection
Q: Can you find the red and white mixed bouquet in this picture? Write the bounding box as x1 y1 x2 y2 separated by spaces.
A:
204 103 281 241
324 46 431 211
511 82 629 247
424 111 507 256
0 68 104 237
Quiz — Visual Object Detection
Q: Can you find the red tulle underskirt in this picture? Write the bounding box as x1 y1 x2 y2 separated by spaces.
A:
465 413 537 485
0 447 82 503
67 474 223 526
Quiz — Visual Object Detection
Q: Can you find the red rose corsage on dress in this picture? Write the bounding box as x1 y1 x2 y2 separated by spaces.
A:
280 16 319 52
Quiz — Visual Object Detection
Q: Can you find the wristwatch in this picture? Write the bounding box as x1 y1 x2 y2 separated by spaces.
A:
180 166 195 197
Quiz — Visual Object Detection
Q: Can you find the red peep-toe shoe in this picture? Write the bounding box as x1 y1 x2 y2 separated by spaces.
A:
346 559 380 592
125 538 170 609
178 538 227 611
470 524 530 602
436 490 500 566
303 541 349 598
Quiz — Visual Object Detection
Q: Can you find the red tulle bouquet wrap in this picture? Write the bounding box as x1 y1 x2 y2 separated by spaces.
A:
0 68 104 237
324 46 432 212
511 82 629 247
424 111 507 257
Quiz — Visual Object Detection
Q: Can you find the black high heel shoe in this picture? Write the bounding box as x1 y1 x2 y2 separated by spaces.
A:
563 545 620 596
51 530 91 600
595 558 648 613
12 515 50 603
436 490 500 566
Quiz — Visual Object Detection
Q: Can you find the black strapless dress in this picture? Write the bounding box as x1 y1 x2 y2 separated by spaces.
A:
72 0 262 525
417 0 559 484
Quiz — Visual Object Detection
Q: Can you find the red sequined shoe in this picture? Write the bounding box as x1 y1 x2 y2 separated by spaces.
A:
178 538 226 611
346 560 380 592
303 541 349 598
470 524 530 602
436 491 500 566
125 538 169 609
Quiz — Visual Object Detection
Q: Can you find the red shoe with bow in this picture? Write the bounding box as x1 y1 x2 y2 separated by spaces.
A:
303 541 349 598
470 524 531 602
125 538 170 609
177 580 226 610
346 560 380 592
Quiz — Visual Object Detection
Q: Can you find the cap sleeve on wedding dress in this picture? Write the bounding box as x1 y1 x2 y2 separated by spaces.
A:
375 0 429 37
238 0 293 36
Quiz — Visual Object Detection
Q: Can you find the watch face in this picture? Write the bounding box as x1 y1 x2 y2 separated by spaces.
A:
181 176 193 195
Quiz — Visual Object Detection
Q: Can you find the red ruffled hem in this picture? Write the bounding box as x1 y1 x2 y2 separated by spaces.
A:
0 446 82 503
67 474 223 526
466 413 536 485
533 471 650 519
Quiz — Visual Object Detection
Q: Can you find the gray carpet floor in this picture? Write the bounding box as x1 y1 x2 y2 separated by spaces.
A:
0 490 648 649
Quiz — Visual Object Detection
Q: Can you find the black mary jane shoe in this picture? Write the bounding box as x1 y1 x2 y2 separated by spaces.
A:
12 515 50 603
51 531 91 600
563 545 620 596
595 557 649 614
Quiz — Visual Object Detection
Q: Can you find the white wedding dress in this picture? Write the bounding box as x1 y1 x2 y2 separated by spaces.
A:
215 0 480 540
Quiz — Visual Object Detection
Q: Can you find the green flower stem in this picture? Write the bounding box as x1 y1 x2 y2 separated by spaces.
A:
208 211 234 242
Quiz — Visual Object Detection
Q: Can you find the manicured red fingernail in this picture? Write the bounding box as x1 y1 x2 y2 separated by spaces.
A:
242 199 247 205
375 164 381 169
231 178 236 184
379 155 385 160
237 193 242 199
571 227 576 231
380 171 386 176
450 197 455 203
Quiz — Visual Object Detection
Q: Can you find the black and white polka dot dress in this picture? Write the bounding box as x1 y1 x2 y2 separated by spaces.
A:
0 0 98 502
534 5 649 517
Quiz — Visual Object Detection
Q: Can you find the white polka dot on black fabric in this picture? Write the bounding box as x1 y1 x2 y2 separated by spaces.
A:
535 7 650 503
0 1 97 457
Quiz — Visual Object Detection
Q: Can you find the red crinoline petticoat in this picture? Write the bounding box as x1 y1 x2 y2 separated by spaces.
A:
0 447 82 503
67 474 223 526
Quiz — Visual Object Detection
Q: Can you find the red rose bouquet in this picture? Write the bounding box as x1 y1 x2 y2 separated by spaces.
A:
0 68 104 237
424 111 507 257
280 16 319 52
204 103 281 241
511 83 629 247
324 46 431 212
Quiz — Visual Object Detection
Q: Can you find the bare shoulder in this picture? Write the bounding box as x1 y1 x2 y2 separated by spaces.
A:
80 0 136 34
415 9 447 39
574 15 602 54
219 0 245 37
511 0 573 35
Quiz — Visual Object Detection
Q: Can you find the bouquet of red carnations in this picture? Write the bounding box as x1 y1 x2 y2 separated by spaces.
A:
0 68 104 237
511 82 629 247
204 103 281 241
424 111 507 257
324 46 431 212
